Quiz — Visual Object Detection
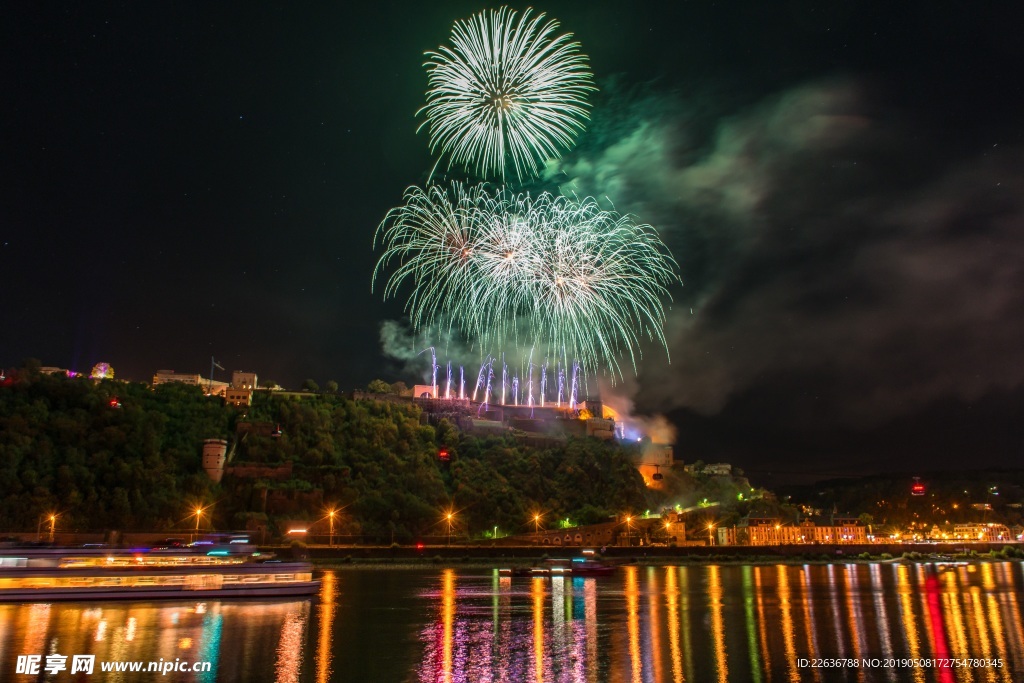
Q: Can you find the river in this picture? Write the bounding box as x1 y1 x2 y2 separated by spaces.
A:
2 562 1022 682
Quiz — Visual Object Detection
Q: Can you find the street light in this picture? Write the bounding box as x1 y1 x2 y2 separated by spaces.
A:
533 513 541 535
47 514 57 543
447 512 454 547
708 523 715 546
625 515 632 547
193 506 205 542
328 509 336 547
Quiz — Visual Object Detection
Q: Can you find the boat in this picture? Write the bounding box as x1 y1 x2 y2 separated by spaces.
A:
569 556 616 577
0 537 319 601
499 550 616 578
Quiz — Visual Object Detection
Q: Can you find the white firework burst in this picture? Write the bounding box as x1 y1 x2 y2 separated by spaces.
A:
374 183 680 377
419 7 596 182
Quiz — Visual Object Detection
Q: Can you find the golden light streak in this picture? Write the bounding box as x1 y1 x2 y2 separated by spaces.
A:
939 571 969 672
869 564 894 666
842 565 865 664
680 567 695 683
776 565 799 683
532 576 546 683
665 567 685 683
625 566 643 683
967 586 993 663
895 564 926 683
316 571 336 683
274 605 306 683
708 564 728 683
754 567 772 675
799 566 821 683
983 590 1011 683
825 564 845 655
443 569 455 683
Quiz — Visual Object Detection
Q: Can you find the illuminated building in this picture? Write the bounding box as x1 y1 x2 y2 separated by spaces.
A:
152 370 228 397
952 523 1011 541
231 371 258 389
717 515 867 546
225 388 253 406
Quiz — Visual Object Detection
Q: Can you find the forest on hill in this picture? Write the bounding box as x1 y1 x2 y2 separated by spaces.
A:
2 369 736 541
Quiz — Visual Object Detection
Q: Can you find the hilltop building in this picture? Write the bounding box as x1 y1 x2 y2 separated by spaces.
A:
152 369 229 397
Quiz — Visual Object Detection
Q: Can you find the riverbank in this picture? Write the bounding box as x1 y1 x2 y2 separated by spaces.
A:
301 542 1023 569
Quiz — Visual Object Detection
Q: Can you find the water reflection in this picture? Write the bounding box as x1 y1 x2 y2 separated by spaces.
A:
1 562 1022 682
0 599 309 682
413 562 1024 683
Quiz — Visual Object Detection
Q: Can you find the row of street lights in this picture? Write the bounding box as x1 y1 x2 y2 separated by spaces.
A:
184 505 718 547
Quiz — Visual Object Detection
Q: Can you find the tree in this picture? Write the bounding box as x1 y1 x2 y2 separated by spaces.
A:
367 379 391 393
390 381 408 395
325 380 339 394
302 379 319 393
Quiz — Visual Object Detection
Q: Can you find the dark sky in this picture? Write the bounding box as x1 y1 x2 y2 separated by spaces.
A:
4 2 1023 481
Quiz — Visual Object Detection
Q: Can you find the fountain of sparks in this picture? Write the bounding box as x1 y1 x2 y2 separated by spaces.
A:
540 363 547 407
557 365 566 407
569 361 581 410
472 357 490 402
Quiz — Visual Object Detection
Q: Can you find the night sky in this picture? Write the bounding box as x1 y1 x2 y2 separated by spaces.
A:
5 2 1023 482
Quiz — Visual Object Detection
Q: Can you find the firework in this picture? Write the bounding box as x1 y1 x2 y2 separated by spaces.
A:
374 182 680 377
419 7 595 181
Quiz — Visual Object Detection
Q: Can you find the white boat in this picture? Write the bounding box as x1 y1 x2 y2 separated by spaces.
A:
0 545 319 601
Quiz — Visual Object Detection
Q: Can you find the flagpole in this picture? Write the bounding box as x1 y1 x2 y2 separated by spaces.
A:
209 356 224 395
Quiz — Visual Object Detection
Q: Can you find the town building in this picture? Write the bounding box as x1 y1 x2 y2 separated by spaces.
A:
952 523 1013 542
231 371 258 389
717 514 867 546
225 387 253 407
152 370 228 396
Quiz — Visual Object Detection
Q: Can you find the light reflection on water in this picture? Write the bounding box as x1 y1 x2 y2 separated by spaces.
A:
0 599 311 682
0 562 1022 682
412 562 1024 683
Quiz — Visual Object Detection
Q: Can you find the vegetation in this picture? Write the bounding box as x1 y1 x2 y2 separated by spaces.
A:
0 370 225 531
0 370 660 540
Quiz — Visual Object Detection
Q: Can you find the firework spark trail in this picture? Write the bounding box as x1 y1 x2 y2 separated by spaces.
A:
445 361 452 399
557 366 565 407
485 361 494 407
501 358 508 406
419 7 595 181
569 361 580 410
374 183 680 379
540 363 547 408
526 361 534 408
459 366 465 400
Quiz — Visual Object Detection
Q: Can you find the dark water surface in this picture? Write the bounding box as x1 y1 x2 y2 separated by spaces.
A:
2 562 1023 682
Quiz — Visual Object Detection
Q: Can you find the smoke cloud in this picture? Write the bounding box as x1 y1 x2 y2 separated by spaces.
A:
551 79 1024 429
